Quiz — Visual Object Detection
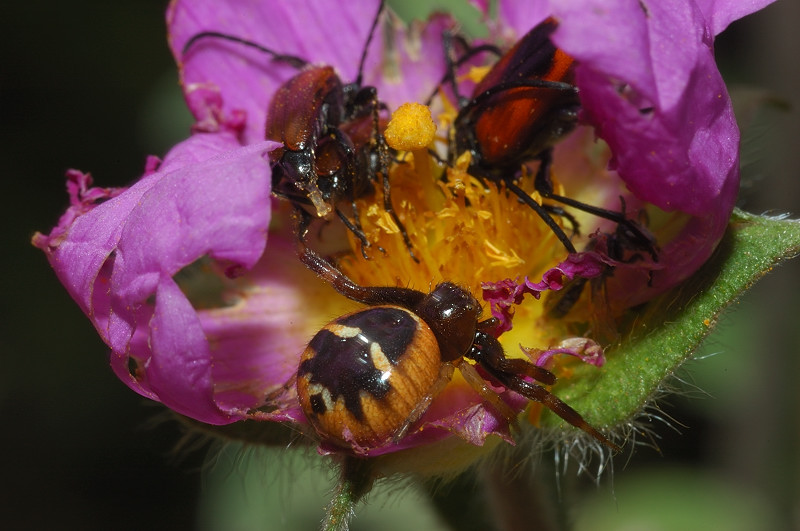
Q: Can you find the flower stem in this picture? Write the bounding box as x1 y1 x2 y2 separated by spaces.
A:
321 456 374 531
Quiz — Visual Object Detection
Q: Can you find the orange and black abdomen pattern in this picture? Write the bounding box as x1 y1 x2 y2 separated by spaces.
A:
297 306 441 449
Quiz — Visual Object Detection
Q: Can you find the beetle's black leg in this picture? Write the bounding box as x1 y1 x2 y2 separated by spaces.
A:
534 149 659 260
543 204 580 236
182 32 308 68
363 88 418 262
424 32 502 107
334 207 378 259
377 136 418 262
353 0 385 88
545 277 589 319
501 177 577 254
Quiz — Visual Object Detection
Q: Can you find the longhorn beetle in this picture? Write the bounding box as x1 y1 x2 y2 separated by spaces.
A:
182 1 415 259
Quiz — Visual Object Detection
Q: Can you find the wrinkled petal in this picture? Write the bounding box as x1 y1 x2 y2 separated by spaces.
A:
696 0 776 35
544 0 763 301
200 236 355 417
524 337 605 368
482 0 765 302
146 275 223 420
37 133 276 423
550 1 737 217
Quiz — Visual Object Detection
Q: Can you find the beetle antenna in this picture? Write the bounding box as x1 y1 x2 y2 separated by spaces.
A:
182 31 307 69
355 0 385 87
424 34 502 107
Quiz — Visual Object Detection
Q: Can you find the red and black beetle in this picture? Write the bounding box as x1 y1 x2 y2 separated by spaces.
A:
182 1 414 258
451 18 655 257
454 18 579 176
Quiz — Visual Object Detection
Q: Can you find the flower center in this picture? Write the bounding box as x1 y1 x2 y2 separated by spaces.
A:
337 103 572 349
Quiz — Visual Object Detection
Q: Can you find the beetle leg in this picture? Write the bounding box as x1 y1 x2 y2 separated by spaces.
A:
424 31 502 107
543 204 580 236
353 0 385 88
545 277 589 319
501 177 577 254
534 149 659 260
363 91 418 261
334 207 381 259
377 138 418 262
182 32 308 68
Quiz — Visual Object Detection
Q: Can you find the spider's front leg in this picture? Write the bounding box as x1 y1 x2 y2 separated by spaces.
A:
468 330 620 451
293 208 424 308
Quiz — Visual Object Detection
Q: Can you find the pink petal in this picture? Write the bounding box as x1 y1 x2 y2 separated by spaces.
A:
38 133 276 423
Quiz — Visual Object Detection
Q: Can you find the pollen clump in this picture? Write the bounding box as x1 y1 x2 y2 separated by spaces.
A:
384 103 437 151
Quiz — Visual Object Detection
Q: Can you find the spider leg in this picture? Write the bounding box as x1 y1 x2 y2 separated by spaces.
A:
468 330 620 451
499 373 619 451
456 359 518 425
293 208 425 308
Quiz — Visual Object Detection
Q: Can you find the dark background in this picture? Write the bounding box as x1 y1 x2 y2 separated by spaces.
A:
3 1 798 529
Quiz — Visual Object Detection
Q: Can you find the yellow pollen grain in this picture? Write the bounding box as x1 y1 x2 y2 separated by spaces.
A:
384 103 437 151
465 65 492 84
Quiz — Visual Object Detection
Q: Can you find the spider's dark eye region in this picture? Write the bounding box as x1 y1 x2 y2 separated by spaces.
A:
297 305 441 449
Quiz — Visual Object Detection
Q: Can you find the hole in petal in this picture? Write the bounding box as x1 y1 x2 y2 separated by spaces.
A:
173 256 235 310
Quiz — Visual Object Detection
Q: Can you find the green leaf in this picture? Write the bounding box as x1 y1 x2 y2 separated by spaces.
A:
541 210 800 430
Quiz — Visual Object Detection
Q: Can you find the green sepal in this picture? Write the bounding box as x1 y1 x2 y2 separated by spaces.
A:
541 209 800 429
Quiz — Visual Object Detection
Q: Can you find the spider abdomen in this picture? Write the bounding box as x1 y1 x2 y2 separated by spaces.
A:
297 305 441 449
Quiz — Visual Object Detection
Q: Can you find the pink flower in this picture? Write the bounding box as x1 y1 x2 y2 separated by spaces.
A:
35 0 771 465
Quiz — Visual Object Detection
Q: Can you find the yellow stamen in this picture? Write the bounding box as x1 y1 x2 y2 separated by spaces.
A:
339 104 568 352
